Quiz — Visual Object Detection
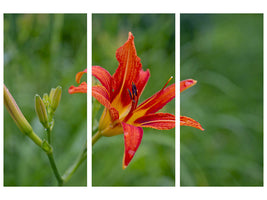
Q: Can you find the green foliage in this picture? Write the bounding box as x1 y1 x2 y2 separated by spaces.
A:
92 14 175 186
4 14 87 186
180 14 263 186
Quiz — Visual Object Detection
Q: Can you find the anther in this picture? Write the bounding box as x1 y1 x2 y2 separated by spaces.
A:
127 88 133 100
132 82 137 97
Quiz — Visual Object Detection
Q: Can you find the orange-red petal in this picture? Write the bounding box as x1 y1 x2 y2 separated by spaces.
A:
134 83 175 115
180 116 204 131
112 32 143 106
76 69 87 84
180 79 197 93
92 85 110 107
135 113 175 130
92 66 112 94
122 122 143 169
134 69 150 100
92 85 119 122
68 82 87 94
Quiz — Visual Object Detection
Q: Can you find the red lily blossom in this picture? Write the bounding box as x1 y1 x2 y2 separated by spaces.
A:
92 32 175 169
180 79 204 131
69 69 87 94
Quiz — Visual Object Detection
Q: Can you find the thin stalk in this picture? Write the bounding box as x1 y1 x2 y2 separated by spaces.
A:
92 130 102 146
47 107 54 145
46 151 63 186
62 142 87 183
45 117 63 185
47 127 52 144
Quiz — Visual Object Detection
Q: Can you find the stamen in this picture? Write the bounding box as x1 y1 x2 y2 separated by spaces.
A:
132 82 137 97
162 76 173 90
127 88 133 100
126 82 139 115
124 83 139 122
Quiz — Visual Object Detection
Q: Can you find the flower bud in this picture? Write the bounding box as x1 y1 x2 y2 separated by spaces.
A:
49 88 56 103
50 86 62 112
4 84 33 135
42 93 49 108
35 95 49 129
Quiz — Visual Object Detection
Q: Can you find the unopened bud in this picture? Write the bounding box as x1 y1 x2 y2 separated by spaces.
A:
50 86 62 112
42 93 49 108
35 95 49 129
49 88 56 103
4 84 33 135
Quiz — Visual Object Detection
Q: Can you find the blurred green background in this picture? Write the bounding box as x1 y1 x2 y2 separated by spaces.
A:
4 14 87 186
180 14 263 186
92 14 175 186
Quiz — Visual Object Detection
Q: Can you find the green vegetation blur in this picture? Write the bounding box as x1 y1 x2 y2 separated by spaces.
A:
92 14 175 186
4 14 87 186
180 14 263 186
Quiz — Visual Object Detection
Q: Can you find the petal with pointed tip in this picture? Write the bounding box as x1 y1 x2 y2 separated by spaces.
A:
122 122 143 169
112 32 143 106
180 116 204 131
68 82 87 94
180 79 197 93
76 69 87 84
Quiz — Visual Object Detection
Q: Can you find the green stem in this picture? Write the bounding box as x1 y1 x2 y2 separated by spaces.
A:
27 130 43 148
92 130 102 146
46 151 63 186
47 108 54 144
62 142 87 183
47 127 52 144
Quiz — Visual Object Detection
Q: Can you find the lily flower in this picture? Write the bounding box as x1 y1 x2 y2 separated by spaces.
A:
92 32 175 169
180 79 204 131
